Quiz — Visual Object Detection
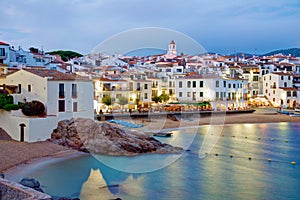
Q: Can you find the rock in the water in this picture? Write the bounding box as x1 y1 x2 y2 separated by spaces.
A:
19 177 44 193
49 118 183 156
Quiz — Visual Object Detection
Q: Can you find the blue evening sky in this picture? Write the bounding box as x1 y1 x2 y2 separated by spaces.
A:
0 0 299 55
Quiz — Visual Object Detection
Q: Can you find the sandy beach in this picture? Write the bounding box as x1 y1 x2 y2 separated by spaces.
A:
1 111 300 173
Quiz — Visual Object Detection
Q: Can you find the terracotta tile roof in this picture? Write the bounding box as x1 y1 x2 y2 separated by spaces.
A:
0 41 9 46
272 72 294 76
24 69 90 81
279 87 298 91
183 74 221 79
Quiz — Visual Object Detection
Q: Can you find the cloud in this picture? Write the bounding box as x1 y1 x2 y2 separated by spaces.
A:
0 0 299 54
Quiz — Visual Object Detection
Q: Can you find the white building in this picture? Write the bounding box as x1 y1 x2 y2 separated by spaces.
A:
1 69 93 141
175 74 248 110
262 72 299 108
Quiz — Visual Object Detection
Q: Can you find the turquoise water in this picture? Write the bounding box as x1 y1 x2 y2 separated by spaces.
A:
12 123 300 199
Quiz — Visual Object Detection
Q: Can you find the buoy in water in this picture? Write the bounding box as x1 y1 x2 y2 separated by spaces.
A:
232 135 235 138
215 153 218 156
248 157 252 160
291 161 296 165
245 136 248 139
284 140 288 143
271 138 275 141
258 137 261 140
230 154 234 158
267 159 272 162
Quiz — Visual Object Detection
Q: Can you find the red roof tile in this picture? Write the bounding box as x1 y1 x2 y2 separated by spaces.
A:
24 69 90 81
0 41 9 46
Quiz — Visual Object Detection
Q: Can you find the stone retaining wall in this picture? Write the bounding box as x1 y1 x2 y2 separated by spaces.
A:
0 178 51 200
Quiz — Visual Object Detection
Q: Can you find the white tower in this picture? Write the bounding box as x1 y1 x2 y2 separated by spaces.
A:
166 40 177 58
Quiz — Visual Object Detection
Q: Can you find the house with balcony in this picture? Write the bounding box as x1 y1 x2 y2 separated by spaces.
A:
93 75 129 112
1 69 93 142
262 72 299 108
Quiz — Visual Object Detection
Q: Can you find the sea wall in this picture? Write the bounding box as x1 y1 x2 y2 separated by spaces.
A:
0 178 51 200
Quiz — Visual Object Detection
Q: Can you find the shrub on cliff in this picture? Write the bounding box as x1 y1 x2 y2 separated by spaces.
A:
20 100 46 116
0 93 13 109
3 104 19 111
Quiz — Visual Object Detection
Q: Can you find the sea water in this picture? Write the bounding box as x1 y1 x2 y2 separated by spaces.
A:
10 123 300 200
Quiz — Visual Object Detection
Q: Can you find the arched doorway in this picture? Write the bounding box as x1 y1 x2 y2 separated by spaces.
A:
19 123 26 142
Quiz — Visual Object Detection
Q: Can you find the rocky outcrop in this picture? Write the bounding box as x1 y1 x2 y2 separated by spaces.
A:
19 177 44 193
49 118 183 156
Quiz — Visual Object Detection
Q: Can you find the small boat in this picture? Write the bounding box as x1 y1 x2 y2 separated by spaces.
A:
153 132 173 137
276 110 290 115
294 108 300 113
289 113 300 117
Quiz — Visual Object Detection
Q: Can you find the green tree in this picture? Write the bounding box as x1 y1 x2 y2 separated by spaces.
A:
159 94 170 103
46 50 83 61
20 100 45 116
152 96 161 103
118 96 128 112
0 93 14 109
102 95 112 112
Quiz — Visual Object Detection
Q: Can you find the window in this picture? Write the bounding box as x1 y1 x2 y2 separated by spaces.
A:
59 83 65 98
18 84 21 94
288 76 291 80
0 48 5 57
144 84 148 90
28 85 31 92
284 82 287 87
116 94 121 99
223 81 226 87
187 81 191 88
129 82 133 91
293 91 297 97
253 76 258 81
144 93 148 99
228 84 231 88
72 84 77 98
273 98 275 102
179 81 182 88
199 81 203 88
216 80 219 88
199 92 203 97
192 81 196 88
287 91 291 97
169 81 172 87
73 102 78 112
58 100 65 112
187 92 191 97
193 92 196 100
137 83 140 91
281 76 283 80
179 92 182 97
233 84 236 88
216 92 219 99
273 90 275 94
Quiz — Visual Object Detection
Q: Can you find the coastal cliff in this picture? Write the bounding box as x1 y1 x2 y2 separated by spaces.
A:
49 118 183 156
